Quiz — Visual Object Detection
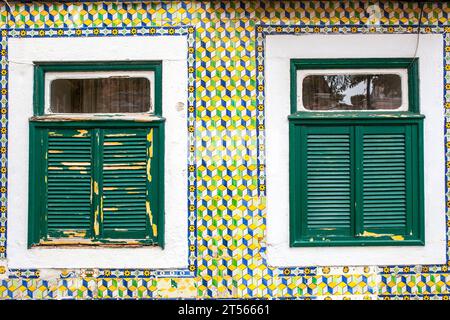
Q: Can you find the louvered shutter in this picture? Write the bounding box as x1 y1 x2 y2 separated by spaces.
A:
46 129 93 238
101 128 155 240
358 125 412 235
299 126 353 238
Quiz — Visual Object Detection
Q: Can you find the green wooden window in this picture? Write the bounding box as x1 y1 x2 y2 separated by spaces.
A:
28 62 164 247
289 58 424 247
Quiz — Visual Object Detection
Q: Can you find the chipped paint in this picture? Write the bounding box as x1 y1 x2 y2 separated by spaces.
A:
93 177 101 237
37 238 150 247
68 166 89 171
62 230 87 238
147 129 154 158
48 131 63 137
73 129 89 138
147 129 153 182
61 162 90 166
103 187 117 191
360 231 405 241
146 200 157 237
93 208 100 236
104 141 123 146
48 166 62 170
147 159 152 182
103 207 118 211
105 161 146 166
48 150 63 154
103 165 146 170
105 133 137 137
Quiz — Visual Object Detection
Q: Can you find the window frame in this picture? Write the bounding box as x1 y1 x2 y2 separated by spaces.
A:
289 58 424 247
34 61 163 116
290 58 420 115
28 61 165 248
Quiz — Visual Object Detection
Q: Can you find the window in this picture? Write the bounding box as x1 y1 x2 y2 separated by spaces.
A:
299 71 406 111
28 62 164 247
48 72 154 113
289 58 424 247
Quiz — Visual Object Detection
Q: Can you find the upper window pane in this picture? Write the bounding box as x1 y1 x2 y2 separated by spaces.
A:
298 70 406 111
46 71 154 114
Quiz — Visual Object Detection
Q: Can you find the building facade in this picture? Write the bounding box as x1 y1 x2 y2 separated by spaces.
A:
0 0 449 299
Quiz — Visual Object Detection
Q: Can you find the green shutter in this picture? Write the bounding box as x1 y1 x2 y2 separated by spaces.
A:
290 119 423 246
46 129 93 238
101 128 154 239
357 126 411 236
300 126 353 238
29 123 163 246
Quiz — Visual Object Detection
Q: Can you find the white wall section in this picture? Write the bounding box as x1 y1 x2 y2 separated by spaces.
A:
265 34 446 266
7 36 188 268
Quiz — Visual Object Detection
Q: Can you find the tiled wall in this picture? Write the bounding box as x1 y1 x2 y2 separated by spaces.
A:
0 0 450 299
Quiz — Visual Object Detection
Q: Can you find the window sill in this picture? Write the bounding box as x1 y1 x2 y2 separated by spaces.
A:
288 111 425 120
29 113 165 123
33 238 158 248
291 238 425 247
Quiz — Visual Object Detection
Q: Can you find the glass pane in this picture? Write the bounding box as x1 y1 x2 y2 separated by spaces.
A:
301 74 402 111
50 77 151 113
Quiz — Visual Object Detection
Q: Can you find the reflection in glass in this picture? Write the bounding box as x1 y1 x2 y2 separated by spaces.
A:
50 77 151 113
301 74 402 111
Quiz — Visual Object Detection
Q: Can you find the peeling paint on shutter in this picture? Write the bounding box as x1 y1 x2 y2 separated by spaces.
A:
101 129 152 239
46 129 92 238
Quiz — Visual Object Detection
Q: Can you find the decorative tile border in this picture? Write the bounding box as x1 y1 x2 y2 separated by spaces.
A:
2 1 450 29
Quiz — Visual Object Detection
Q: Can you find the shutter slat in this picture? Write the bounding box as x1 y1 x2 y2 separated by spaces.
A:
101 129 150 237
361 130 408 230
46 129 92 234
304 129 352 234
